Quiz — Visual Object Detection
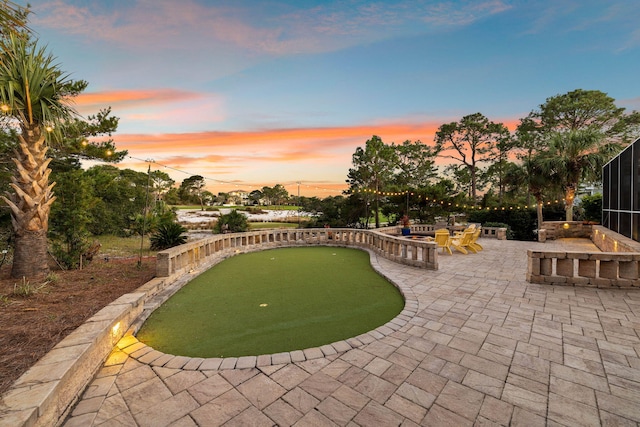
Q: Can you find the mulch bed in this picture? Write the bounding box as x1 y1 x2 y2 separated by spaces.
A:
0 257 156 395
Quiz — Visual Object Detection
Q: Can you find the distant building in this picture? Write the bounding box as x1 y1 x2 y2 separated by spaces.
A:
228 190 250 205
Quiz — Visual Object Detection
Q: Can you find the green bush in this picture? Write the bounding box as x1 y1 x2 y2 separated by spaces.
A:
213 210 249 233
468 209 537 241
579 194 602 222
150 222 187 250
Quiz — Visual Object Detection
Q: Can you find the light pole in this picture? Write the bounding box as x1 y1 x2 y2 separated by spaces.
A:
365 201 370 229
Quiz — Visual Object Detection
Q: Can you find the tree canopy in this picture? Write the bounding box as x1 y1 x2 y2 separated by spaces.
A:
434 113 510 204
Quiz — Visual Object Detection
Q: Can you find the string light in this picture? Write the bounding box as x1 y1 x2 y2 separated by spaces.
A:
352 187 566 210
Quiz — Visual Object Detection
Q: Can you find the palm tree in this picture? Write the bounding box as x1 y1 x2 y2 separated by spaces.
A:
523 157 554 230
0 34 79 278
539 129 621 221
0 1 28 36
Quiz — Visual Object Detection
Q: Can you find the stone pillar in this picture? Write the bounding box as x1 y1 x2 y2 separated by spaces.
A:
538 229 546 243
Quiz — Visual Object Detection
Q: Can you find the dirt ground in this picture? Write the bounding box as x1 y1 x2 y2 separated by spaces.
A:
0 257 156 395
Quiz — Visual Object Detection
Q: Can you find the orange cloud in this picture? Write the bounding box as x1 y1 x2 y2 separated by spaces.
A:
74 89 211 111
114 122 443 152
105 115 524 197
73 89 226 130
75 89 206 110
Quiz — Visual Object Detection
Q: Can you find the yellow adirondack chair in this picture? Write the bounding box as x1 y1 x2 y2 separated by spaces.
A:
434 229 454 255
469 228 483 251
453 223 476 238
451 230 478 254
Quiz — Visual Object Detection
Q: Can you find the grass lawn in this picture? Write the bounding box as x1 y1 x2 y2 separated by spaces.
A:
136 247 404 357
95 235 156 257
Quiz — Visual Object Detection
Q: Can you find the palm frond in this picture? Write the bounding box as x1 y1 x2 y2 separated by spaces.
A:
0 33 78 137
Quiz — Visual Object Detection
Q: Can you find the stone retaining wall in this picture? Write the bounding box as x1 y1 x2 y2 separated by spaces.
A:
527 226 640 288
481 227 507 240
591 225 640 252
527 250 640 288
156 227 438 278
538 221 593 241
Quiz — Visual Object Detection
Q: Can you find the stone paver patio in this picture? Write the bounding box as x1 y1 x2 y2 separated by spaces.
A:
63 238 640 426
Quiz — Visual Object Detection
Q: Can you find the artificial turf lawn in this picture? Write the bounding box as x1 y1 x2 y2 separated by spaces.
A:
137 247 404 357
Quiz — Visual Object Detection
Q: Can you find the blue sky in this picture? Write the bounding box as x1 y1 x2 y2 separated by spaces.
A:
22 0 640 196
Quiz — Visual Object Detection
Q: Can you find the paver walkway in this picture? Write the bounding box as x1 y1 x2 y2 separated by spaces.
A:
64 238 640 426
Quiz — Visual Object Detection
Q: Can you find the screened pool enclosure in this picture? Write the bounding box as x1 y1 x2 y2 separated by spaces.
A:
602 137 640 242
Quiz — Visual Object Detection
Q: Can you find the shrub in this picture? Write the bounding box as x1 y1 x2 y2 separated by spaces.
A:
579 194 602 223
150 222 188 250
214 210 249 233
468 209 537 241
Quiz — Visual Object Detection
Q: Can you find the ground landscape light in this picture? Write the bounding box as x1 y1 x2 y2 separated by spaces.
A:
563 223 570 229
0 104 9 112
111 322 121 342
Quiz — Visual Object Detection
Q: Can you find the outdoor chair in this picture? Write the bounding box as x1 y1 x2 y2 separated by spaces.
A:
454 223 476 237
434 229 454 255
451 230 479 254
469 228 483 251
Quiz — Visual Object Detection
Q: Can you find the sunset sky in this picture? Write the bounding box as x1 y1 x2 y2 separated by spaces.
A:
23 0 640 197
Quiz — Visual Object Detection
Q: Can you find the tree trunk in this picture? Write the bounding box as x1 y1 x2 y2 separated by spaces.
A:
537 202 544 231
565 185 576 222
12 230 49 279
2 127 55 279
470 165 477 205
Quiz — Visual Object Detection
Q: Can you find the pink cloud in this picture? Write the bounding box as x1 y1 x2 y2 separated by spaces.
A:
74 89 225 128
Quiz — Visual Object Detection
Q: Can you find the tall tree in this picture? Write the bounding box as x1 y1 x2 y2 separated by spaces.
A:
513 116 548 207
532 89 640 143
270 184 289 206
149 170 174 204
0 33 122 278
49 169 93 268
179 175 206 209
347 135 397 228
393 139 437 189
435 113 509 204
538 129 620 221
84 165 144 236
261 184 289 206
519 157 561 230
485 132 515 204
248 189 263 205
523 89 636 221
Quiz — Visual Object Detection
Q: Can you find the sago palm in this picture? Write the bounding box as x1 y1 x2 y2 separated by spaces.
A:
0 34 79 278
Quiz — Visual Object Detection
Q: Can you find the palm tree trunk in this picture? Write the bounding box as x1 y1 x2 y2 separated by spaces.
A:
12 230 49 278
537 201 544 231
2 127 56 279
565 185 576 222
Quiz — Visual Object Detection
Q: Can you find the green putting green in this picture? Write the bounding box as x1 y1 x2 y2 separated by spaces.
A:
137 246 404 357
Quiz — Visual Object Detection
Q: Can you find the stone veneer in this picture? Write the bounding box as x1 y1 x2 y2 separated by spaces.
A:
527 224 640 288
